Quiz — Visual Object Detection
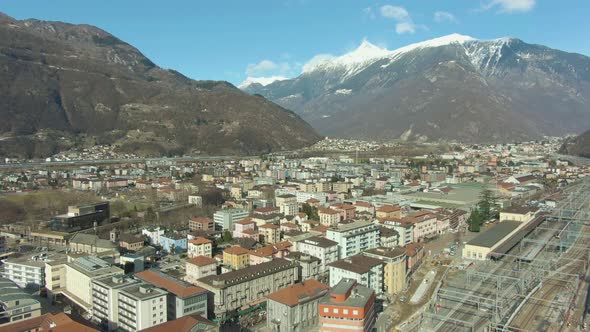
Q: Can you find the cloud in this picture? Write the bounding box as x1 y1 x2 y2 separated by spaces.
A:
379 5 420 35
302 54 336 72
380 5 409 20
245 59 293 77
434 11 458 23
483 0 535 13
238 76 288 89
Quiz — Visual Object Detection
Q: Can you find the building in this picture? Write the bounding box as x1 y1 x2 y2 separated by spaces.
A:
276 194 298 217
185 256 217 284
318 279 376 332
378 226 399 248
318 208 340 227
327 255 383 295
284 252 321 281
1 256 46 289
233 218 258 239
326 221 380 258
135 269 208 320
159 233 188 254
142 227 165 246
330 203 356 221
499 206 538 223
213 208 249 231
49 202 110 232
296 236 339 272
462 221 522 260
189 218 214 232
0 278 41 326
196 258 299 320
404 242 425 276
69 233 118 254
363 247 406 295
259 224 281 244
404 211 438 241
188 195 203 208
117 283 168 332
63 256 124 312
92 275 141 331
379 219 414 246
188 237 213 258
140 314 218 332
376 205 402 219
223 246 250 270
118 234 144 252
266 279 330 332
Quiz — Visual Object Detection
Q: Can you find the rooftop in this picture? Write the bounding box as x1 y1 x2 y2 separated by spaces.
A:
135 269 207 298
223 246 250 256
266 279 329 307
198 258 298 289
327 254 383 274
300 236 338 248
467 220 522 248
320 278 374 309
186 255 217 266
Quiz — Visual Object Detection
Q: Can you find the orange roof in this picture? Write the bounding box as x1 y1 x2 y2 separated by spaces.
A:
242 229 258 235
186 255 217 266
141 314 216 332
404 242 424 256
0 313 99 332
274 240 292 251
255 206 280 213
224 246 250 255
135 270 207 298
355 201 373 208
331 203 356 210
236 217 255 225
377 205 401 213
190 217 213 224
259 223 279 229
189 237 212 245
318 207 339 215
306 198 320 203
250 245 276 257
266 279 329 307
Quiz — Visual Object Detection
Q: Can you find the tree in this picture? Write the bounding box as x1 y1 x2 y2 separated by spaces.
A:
467 209 484 232
145 206 157 224
477 189 498 221
222 230 233 243
301 203 319 220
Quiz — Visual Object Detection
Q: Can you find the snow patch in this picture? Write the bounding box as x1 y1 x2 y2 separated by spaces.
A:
239 76 288 89
335 89 352 95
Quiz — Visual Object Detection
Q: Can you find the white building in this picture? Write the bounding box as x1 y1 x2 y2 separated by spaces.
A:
295 236 339 272
188 195 203 207
187 237 213 258
276 194 298 217
327 254 384 295
92 275 141 331
142 227 165 246
117 284 168 332
379 219 414 246
1 256 46 288
326 221 380 258
213 208 249 231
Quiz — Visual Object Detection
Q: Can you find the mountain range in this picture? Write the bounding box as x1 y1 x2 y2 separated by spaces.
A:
0 13 320 158
243 34 590 143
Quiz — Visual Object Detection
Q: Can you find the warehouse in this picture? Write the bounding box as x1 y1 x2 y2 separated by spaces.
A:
462 221 522 260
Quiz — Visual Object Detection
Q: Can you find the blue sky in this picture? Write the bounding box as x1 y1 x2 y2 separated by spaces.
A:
1 0 589 86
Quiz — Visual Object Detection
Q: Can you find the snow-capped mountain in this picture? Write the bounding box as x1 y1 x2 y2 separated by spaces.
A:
244 34 590 142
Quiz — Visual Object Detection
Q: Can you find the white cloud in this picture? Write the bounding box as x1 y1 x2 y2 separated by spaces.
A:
302 53 336 72
434 11 458 23
238 76 288 89
379 5 421 35
395 22 416 34
483 0 535 13
245 59 293 77
380 5 409 20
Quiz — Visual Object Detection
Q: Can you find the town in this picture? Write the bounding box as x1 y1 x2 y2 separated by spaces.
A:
0 137 588 332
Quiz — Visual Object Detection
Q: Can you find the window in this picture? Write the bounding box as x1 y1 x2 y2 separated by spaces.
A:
333 308 339 314
353 310 359 315
323 308 329 313
343 309 349 314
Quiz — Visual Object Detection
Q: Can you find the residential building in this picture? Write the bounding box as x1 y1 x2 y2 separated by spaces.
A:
296 236 339 272
0 312 99 332
233 218 258 239
0 278 41 326
326 221 380 258
196 258 299 320
404 242 425 276
378 226 399 248
276 194 298 217
135 269 208 320
404 211 438 241
259 224 281 244
118 234 144 252
92 275 141 331
318 208 340 227
379 219 414 246
1 256 45 288
376 205 402 219
363 247 406 295
188 195 203 208
328 255 383 295
142 227 165 246
213 208 249 231
185 256 217 284
159 233 187 254
284 252 321 281
223 246 250 270
117 283 168 332
318 279 376 332
499 206 538 223
189 218 214 232
266 279 330 332
330 203 356 221
188 237 213 258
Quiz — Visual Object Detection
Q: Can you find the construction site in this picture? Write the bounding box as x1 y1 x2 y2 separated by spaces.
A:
400 177 590 332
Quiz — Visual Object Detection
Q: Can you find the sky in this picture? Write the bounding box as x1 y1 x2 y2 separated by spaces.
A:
1 0 589 86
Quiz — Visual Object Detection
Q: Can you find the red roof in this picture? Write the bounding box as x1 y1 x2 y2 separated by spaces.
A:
266 279 329 306
186 255 217 266
0 313 98 332
236 217 254 225
377 205 401 213
189 237 212 245
259 223 280 229
135 270 207 298
141 314 216 332
190 217 213 224
224 246 250 255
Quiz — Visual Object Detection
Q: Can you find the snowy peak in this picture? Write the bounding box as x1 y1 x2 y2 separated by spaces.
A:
238 76 288 89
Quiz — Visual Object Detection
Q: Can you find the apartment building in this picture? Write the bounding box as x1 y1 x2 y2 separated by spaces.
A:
276 194 298 216
187 237 213 258
318 208 340 227
318 279 376 332
363 247 406 295
223 246 250 270
213 208 249 231
379 219 414 246
135 269 208 320
92 275 141 331
185 256 217 284
259 224 281 244
189 218 214 232
1 256 46 288
196 258 299 320
0 278 41 326
328 254 384 295
295 236 339 272
266 279 330 332
117 284 168 332
326 221 380 258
